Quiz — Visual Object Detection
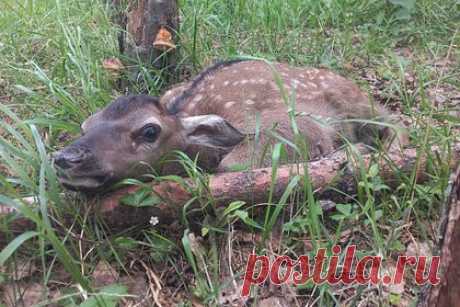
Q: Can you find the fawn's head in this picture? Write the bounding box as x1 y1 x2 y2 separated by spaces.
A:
53 95 243 191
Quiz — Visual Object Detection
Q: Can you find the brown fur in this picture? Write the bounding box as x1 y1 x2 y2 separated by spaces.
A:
160 60 400 169
54 60 406 191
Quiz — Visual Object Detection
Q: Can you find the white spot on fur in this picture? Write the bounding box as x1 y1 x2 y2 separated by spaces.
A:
241 80 249 85
281 72 288 77
319 75 325 80
209 84 215 90
245 99 256 105
232 81 240 86
192 94 203 103
292 79 302 86
225 101 237 108
232 70 238 74
257 78 267 84
307 82 318 88
214 94 223 101
320 82 329 88
299 74 306 78
223 81 230 86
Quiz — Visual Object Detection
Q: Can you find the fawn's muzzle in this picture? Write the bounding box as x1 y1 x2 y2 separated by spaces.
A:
53 146 91 170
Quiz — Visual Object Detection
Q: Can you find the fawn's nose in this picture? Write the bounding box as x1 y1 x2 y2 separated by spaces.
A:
53 147 89 170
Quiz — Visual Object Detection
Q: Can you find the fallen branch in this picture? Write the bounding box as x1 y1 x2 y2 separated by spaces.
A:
98 144 460 229
1 144 459 244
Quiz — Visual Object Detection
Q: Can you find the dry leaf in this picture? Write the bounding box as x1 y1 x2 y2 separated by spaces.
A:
92 261 119 288
1 282 46 307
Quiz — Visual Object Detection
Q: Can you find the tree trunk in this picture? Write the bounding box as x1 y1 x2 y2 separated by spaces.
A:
417 165 460 307
111 0 179 91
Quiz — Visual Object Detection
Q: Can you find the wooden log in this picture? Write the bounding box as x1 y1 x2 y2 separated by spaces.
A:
417 165 460 307
1 144 459 244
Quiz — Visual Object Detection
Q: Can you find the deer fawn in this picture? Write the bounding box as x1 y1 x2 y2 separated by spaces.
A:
53 59 406 191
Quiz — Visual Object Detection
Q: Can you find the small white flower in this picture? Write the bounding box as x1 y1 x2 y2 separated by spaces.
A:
149 216 159 226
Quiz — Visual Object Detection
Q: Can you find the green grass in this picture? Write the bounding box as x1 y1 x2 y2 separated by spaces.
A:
0 0 459 306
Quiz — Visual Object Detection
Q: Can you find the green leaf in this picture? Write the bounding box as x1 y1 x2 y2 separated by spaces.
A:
373 183 390 191
181 230 198 274
389 293 402 305
283 216 309 233
294 279 316 290
391 240 406 252
336 204 352 216
310 201 323 216
79 284 127 307
120 187 162 207
0 231 39 266
364 209 383 225
113 237 138 251
330 214 345 221
368 164 379 178
232 210 262 229
201 227 209 237
223 201 245 216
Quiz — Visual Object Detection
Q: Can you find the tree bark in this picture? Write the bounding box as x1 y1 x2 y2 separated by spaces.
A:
1 144 459 245
111 0 179 90
417 165 460 307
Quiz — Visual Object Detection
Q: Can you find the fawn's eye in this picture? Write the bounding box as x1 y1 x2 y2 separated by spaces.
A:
140 124 161 142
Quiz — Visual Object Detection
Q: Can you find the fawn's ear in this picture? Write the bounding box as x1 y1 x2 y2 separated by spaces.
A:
180 115 245 150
